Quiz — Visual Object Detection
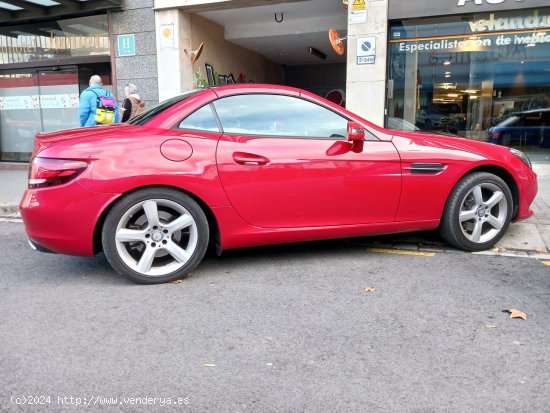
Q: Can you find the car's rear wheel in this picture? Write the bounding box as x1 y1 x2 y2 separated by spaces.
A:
440 172 512 252
102 188 209 284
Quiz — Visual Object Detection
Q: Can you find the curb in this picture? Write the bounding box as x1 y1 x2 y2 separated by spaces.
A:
2 206 548 257
0 204 19 216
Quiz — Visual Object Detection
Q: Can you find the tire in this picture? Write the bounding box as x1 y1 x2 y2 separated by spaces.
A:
102 188 209 284
440 172 512 252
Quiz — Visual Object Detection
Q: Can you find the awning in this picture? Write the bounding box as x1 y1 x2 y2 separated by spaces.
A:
0 0 123 25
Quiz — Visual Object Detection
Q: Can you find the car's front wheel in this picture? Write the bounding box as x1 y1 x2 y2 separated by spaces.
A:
102 188 209 284
440 172 512 252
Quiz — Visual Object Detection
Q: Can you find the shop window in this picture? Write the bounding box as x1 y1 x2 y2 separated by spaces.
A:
387 8 550 149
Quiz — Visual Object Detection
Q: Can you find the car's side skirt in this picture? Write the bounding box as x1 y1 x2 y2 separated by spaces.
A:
212 207 440 251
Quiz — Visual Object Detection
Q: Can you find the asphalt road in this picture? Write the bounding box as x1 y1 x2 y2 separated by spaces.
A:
1 220 549 413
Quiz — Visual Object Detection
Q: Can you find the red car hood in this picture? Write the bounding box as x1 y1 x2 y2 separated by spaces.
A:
33 124 133 156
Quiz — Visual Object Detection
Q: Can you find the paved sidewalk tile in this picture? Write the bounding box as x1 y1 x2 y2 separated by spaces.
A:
496 222 547 252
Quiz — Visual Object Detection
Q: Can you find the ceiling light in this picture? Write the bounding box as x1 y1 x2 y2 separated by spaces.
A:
308 47 327 60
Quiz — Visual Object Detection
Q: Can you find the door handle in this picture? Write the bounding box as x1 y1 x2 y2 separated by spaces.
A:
233 152 269 166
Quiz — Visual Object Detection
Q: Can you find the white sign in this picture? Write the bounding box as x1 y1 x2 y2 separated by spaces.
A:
160 24 174 48
356 37 376 65
0 94 79 111
348 10 367 24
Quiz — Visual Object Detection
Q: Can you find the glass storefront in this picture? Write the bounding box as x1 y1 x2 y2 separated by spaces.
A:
0 15 111 162
387 8 550 150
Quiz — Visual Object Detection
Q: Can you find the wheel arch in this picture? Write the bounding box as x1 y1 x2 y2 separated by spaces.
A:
93 185 221 255
453 165 519 220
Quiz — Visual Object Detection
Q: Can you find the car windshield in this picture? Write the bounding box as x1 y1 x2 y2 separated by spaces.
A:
128 91 200 126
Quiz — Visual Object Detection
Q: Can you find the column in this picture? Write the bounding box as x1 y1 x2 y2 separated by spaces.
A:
346 0 388 127
155 8 194 102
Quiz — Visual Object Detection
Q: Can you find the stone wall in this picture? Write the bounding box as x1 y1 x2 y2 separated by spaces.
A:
111 0 159 110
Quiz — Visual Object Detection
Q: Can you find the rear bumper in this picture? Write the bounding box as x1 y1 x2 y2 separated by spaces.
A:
27 238 57 254
20 182 119 256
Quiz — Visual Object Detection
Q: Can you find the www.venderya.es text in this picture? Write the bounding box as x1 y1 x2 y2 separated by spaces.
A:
10 395 190 407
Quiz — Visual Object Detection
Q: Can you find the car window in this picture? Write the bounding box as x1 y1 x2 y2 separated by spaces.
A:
129 91 199 126
524 113 542 126
178 104 220 132
212 94 348 138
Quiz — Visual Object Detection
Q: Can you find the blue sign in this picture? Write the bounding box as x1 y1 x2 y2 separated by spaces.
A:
118 34 135 57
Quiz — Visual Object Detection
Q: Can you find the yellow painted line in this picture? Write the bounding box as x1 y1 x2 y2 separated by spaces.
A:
367 247 436 257
542 261 550 266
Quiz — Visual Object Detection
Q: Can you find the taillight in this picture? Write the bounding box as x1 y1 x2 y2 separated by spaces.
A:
490 131 501 140
29 157 88 189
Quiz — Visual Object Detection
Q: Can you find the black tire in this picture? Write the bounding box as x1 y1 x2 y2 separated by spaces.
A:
102 188 209 284
440 172 513 252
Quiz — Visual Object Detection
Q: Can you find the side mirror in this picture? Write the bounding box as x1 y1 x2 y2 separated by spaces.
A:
347 122 365 142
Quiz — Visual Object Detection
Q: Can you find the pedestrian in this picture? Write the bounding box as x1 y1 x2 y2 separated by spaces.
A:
121 83 146 122
78 75 120 127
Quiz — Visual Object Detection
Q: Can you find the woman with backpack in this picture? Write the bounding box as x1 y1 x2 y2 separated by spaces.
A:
121 83 146 122
78 75 120 127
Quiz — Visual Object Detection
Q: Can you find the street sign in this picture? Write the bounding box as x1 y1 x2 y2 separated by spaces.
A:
118 34 135 57
356 37 376 65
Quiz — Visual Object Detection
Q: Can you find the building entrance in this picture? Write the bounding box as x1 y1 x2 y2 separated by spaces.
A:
0 63 111 162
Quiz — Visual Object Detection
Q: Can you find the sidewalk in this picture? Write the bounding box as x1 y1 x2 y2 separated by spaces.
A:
1 161 549 256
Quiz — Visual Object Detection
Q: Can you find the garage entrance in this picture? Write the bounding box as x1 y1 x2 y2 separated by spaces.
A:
193 0 348 104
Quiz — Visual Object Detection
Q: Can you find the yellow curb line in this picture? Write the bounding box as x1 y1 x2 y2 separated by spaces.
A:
542 261 550 266
367 247 436 257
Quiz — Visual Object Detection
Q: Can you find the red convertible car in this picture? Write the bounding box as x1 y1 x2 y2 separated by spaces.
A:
20 84 538 284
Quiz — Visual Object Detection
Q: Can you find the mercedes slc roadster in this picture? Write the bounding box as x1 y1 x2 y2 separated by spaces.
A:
20 84 538 284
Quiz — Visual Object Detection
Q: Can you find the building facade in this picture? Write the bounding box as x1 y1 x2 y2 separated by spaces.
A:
1 0 549 163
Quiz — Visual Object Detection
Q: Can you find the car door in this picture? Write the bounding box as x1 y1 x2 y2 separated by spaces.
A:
214 93 402 228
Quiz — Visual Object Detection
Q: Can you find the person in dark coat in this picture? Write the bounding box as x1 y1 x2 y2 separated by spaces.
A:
121 83 146 122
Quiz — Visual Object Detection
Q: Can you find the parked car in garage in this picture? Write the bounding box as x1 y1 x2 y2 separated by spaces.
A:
416 109 449 130
387 116 420 131
487 108 550 147
20 84 538 284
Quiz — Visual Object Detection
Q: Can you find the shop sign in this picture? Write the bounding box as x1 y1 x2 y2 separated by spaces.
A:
0 94 79 111
469 9 550 32
393 9 550 54
389 0 550 20
457 0 525 6
356 37 376 64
